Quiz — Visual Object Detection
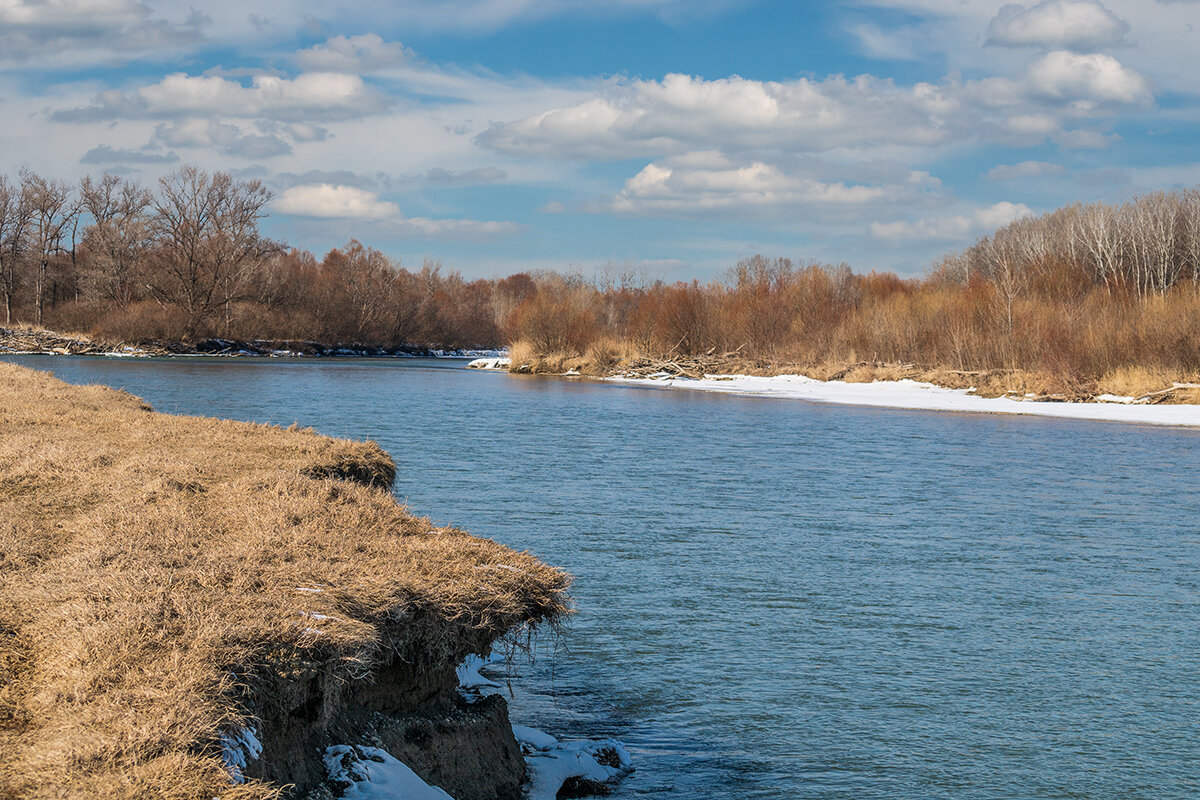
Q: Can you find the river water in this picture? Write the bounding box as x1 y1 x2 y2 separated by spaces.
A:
7 355 1199 800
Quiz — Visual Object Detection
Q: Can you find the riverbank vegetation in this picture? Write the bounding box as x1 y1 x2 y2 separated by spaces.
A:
505 191 1200 400
3 164 1200 397
0 363 570 799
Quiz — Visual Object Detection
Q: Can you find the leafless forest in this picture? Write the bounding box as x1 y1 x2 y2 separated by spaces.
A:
3 165 1200 386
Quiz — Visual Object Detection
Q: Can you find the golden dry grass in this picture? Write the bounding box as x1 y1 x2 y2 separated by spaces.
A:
0 363 571 799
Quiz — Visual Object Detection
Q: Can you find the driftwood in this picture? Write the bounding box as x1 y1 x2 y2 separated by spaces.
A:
1130 383 1200 404
619 346 746 380
0 327 171 357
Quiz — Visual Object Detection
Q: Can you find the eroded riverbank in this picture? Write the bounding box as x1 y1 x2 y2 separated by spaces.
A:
0 363 584 799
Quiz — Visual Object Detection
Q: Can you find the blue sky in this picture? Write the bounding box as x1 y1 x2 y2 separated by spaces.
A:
2 0 1198 279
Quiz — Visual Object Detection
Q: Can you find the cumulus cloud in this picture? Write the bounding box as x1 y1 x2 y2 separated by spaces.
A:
0 0 208 61
274 183 518 236
608 152 940 216
479 66 1150 163
479 73 967 159
870 202 1033 241
295 34 413 72
276 184 400 219
986 0 1130 50
153 119 292 158
1025 50 1151 106
54 72 385 122
986 160 1066 179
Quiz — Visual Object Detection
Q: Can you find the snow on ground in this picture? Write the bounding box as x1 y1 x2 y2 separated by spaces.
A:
220 725 262 784
324 745 454 800
515 728 633 800
608 374 1200 427
466 357 511 370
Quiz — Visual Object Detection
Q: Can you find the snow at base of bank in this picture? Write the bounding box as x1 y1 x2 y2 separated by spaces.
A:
513 726 634 800
466 357 511 370
324 745 454 800
608 373 1200 427
456 652 634 800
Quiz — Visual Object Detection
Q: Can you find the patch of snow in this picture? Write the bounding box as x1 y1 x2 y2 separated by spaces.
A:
324 744 454 800
456 652 502 694
1095 393 1136 404
520 733 633 800
511 724 558 751
295 586 324 593
221 725 262 784
609 373 1200 428
453 348 506 358
466 357 511 370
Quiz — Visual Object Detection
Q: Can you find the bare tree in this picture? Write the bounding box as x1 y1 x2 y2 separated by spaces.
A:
0 176 32 325
1178 189 1200 287
145 166 272 339
971 229 1027 353
80 174 154 306
21 170 78 326
1072 202 1123 293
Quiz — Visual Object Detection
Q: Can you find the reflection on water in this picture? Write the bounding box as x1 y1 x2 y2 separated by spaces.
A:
9 354 1200 800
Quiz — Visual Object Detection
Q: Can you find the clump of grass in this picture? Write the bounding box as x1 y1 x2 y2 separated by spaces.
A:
1096 365 1178 398
0 364 571 799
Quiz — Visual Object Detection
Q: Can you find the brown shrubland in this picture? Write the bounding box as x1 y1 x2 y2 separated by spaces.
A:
0 363 570 799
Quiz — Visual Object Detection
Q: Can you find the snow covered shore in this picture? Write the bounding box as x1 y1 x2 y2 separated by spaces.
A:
608 373 1200 427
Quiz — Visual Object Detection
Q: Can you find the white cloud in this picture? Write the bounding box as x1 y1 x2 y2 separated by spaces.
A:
274 182 519 236
0 0 208 61
1025 50 1151 106
153 119 292 158
54 72 385 122
847 23 920 60
479 65 1152 163
294 34 412 72
1053 127 1118 148
987 0 1130 50
80 144 178 164
608 152 941 217
424 166 507 183
870 202 1034 241
479 72 970 159
986 160 1066 179
391 217 519 236
276 183 400 218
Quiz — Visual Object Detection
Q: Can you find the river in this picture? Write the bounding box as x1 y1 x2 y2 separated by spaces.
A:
6 354 1198 800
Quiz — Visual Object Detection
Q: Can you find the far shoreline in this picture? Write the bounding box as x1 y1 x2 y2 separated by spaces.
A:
0 325 500 360
467 357 1200 428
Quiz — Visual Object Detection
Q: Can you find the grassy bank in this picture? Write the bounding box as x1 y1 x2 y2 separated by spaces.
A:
0 363 570 799
504 339 1200 404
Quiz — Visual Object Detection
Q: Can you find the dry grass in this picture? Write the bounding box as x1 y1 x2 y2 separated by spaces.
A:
1096 365 1180 397
0 363 571 799
507 338 658 377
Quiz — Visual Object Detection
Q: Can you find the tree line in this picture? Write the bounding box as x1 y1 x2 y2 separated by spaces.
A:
506 189 1200 387
0 166 522 348
4 165 1200 385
